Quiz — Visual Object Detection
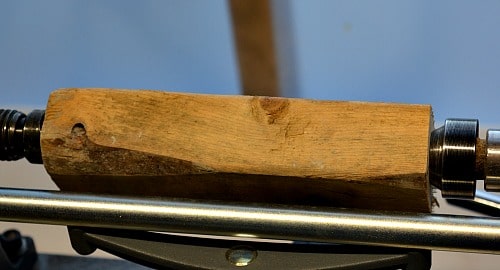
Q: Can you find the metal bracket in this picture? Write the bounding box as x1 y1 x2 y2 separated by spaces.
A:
67 227 431 270
446 189 500 217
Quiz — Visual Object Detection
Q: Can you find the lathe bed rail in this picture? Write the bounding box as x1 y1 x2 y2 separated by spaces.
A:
0 187 498 254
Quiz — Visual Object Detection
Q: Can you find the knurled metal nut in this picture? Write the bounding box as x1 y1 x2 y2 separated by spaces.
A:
430 119 478 199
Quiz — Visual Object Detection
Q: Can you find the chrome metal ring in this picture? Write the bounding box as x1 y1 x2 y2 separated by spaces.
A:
429 119 478 198
485 129 500 191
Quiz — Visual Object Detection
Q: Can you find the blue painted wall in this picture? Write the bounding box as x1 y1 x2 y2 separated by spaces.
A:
291 1 500 123
0 1 239 107
1 1 500 123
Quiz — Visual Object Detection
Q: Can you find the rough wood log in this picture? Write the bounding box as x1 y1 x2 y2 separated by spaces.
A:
41 88 433 212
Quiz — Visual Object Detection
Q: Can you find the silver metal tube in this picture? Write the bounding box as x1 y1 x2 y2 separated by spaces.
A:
0 188 499 254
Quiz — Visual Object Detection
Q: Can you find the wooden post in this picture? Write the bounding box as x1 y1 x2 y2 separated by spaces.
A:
229 0 280 96
41 88 433 212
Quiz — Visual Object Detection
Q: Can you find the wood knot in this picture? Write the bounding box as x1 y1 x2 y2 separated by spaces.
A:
69 123 87 149
71 123 86 137
251 97 290 124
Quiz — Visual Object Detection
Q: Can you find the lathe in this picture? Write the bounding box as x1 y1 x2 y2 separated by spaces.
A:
0 88 499 269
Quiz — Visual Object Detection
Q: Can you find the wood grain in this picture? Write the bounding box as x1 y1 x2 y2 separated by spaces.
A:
41 88 433 212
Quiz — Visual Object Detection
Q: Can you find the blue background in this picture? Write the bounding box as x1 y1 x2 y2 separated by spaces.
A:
1 1 500 124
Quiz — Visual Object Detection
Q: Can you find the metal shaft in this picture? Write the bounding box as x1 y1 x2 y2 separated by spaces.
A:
0 188 499 254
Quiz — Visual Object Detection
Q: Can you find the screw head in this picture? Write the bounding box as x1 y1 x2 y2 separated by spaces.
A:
226 246 257 267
